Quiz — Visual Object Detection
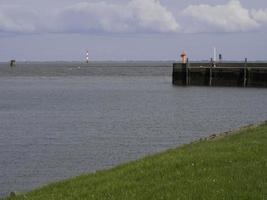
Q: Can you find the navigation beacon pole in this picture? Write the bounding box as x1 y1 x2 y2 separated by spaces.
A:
213 47 217 67
86 50 89 63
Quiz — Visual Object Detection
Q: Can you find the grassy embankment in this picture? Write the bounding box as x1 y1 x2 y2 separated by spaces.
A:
6 123 267 200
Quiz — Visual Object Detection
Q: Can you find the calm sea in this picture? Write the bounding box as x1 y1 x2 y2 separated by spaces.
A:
0 62 267 197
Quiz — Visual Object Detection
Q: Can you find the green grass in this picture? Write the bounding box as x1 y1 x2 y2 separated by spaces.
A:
5 123 267 200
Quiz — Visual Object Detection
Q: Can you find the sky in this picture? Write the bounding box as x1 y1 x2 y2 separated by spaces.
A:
0 0 267 61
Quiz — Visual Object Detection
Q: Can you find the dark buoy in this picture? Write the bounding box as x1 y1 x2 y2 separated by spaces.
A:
10 60 16 67
9 191 18 197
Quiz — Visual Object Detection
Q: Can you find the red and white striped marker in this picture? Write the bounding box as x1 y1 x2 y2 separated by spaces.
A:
86 50 89 63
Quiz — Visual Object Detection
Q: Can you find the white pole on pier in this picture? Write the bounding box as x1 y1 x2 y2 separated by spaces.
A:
213 47 217 62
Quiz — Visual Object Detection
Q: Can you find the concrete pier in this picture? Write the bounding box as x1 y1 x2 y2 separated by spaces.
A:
173 62 267 87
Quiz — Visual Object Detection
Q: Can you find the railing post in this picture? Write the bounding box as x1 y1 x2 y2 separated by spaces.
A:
209 58 213 86
244 58 247 87
186 58 189 86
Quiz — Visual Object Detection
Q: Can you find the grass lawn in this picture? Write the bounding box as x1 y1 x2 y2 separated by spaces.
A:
5 122 267 200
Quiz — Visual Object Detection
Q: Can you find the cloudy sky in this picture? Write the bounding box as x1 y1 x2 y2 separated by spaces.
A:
0 0 266 61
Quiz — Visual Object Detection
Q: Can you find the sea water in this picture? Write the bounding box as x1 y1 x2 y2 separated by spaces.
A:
0 62 266 197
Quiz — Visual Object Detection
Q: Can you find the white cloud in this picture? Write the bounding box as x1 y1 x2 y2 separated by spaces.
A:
128 0 180 32
56 2 133 33
1 0 267 35
182 0 259 32
0 5 40 33
56 0 180 33
251 9 267 24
